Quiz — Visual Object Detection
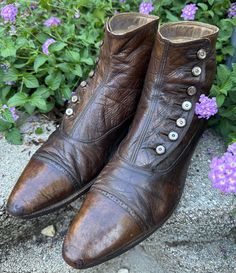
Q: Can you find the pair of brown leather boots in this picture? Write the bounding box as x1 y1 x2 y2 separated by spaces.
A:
6 13 219 269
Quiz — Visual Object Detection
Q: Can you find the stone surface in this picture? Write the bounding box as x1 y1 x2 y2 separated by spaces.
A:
0 125 235 273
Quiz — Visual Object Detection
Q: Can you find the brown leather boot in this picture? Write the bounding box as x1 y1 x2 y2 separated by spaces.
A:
62 21 219 269
6 13 158 219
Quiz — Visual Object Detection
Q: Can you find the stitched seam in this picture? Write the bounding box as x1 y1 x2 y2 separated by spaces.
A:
33 154 81 190
129 41 170 163
93 188 148 231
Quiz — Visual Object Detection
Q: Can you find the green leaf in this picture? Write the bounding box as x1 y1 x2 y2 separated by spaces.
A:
30 94 47 111
216 94 225 107
0 119 12 132
220 79 233 95
1 46 16 58
57 63 71 73
208 0 214 5
34 86 51 99
2 109 14 123
24 103 35 115
5 128 22 145
8 93 28 107
217 65 230 84
39 0 52 9
50 42 67 52
61 85 71 100
165 10 180 22
198 3 208 11
23 74 39 89
45 71 62 90
222 45 235 56
72 64 82 76
64 50 80 63
80 57 93 65
2 69 18 82
34 55 48 72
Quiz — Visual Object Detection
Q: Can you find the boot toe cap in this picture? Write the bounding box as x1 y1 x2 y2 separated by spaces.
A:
6 158 77 218
62 190 143 269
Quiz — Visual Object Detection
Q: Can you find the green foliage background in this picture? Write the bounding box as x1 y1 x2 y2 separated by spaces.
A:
0 0 236 144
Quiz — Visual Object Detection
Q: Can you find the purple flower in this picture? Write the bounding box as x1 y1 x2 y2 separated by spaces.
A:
0 4 18 23
195 94 218 119
74 10 80 19
120 0 126 3
139 1 154 15
227 142 236 156
9 107 19 121
9 25 17 36
1 105 19 121
4 81 15 86
44 17 61 27
0 63 9 72
42 38 56 55
228 3 236 18
30 3 38 10
209 148 236 194
181 3 198 20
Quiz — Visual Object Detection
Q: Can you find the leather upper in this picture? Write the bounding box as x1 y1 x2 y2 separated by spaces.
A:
6 13 159 217
63 21 219 269
93 22 219 225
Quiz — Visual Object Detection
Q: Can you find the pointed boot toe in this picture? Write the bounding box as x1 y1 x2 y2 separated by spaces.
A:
62 190 143 269
6 158 78 218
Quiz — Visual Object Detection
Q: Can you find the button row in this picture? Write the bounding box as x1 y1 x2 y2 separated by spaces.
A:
156 48 207 155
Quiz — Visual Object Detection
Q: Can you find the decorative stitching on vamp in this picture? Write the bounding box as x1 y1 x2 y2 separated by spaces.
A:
94 188 148 231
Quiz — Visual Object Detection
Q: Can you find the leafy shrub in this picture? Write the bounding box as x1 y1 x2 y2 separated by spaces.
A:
0 0 236 144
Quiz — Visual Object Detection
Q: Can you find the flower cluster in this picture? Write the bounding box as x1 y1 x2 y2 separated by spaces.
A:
139 1 154 15
1 105 19 121
181 3 198 20
42 38 56 55
209 143 236 194
44 17 61 27
195 94 218 119
228 2 236 18
0 4 18 23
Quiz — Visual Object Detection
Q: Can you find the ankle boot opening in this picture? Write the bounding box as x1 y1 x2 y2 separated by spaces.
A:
159 21 219 43
108 12 158 35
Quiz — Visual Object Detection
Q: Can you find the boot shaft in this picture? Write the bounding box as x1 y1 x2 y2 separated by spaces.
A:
61 13 159 140
121 21 219 167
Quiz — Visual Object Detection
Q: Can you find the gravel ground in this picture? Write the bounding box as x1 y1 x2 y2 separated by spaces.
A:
0 123 235 273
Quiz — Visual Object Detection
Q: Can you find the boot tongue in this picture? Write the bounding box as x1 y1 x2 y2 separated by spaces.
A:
108 12 157 35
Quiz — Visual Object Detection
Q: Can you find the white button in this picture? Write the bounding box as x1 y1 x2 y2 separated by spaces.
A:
100 40 104 47
71 95 78 103
66 108 73 116
156 145 166 155
80 81 87 87
182 101 192 111
176 118 186 128
168 131 179 141
89 70 94 77
192 66 202 76
187 86 197 96
197 49 207 60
